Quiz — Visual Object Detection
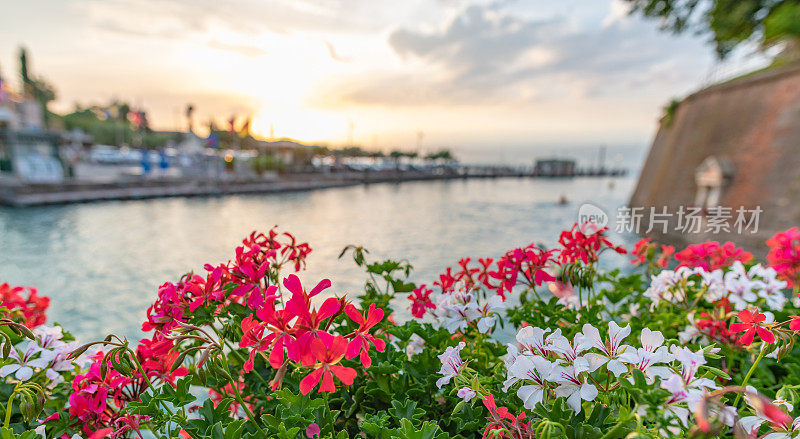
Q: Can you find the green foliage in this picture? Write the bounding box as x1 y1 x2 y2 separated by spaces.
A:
58 106 173 148
252 154 285 174
625 0 800 58
661 99 681 127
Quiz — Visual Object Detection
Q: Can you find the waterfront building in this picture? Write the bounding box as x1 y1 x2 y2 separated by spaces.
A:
0 85 64 183
534 159 576 177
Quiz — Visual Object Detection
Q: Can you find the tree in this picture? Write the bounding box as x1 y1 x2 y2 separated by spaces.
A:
18 47 57 125
624 0 800 58
425 149 456 162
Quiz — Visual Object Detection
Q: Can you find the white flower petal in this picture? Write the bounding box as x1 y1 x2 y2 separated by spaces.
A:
15 366 34 381
0 364 20 377
607 359 628 377
580 382 598 402
517 385 544 409
583 353 608 373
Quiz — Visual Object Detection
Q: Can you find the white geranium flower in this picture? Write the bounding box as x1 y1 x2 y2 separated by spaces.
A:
33 325 66 350
581 322 631 376
507 354 555 409
547 331 590 374
644 268 696 309
456 387 477 402
551 364 598 413
516 326 551 357
0 341 54 381
436 342 466 388
670 346 707 382
619 328 672 382
475 295 504 333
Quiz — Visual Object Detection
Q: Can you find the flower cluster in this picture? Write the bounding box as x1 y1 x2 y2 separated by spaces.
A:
7 224 800 439
0 282 50 328
767 227 800 288
557 223 627 264
644 262 787 312
643 266 698 308
500 323 683 413
63 337 187 437
143 227 312 337
675 241 752 271
238 274 385 394
418 223 624 323
68 352 144 437
491 246 557 298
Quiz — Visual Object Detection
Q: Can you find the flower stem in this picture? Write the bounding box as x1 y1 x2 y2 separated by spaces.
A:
211 324 272 389
3 382 19 428
732 345 766 408
219 350 268 437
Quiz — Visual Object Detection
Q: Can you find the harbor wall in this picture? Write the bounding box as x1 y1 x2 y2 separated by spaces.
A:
630 63 800 254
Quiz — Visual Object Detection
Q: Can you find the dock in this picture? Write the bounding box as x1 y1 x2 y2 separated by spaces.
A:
0 166 627 207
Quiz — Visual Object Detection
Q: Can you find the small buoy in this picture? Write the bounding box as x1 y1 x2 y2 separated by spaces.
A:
558 195 568 205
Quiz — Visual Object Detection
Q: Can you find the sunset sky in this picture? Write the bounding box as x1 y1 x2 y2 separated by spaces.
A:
0 0 767 152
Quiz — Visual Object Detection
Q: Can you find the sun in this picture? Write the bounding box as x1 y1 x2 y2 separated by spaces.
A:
250 107 348 143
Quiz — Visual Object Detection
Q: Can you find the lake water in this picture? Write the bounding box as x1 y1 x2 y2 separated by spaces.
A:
0 175 640 343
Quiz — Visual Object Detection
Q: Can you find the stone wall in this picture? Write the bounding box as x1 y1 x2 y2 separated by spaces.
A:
630 63 800 255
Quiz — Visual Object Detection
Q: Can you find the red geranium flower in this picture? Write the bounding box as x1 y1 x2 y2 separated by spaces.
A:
283 274 341 366
675 241 752 271
489 245 556 299
767 227 800 287
408 285 436 318
481 394 530 439
299 336 357 394
344 303 385 368
557 223 626 265
0 282 50 328
730 309 775 345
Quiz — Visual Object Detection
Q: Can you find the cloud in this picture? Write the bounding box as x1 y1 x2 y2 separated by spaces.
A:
389 4 557 81
318 1 710 107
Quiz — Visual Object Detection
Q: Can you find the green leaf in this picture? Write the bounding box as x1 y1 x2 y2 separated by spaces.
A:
391 418 442 439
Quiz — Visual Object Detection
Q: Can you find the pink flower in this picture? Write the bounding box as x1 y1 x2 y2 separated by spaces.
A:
279 274 342 366
306 423 321 438
489 245 557 298
457 387 477 402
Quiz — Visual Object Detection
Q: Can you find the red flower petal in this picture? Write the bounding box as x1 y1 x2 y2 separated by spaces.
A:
330 364 357 385
737 328 756 345
299 368 324 395
756 326 776 344
738 309 754 324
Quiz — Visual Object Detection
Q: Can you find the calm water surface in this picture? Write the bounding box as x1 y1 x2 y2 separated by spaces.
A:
0 177 638 342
